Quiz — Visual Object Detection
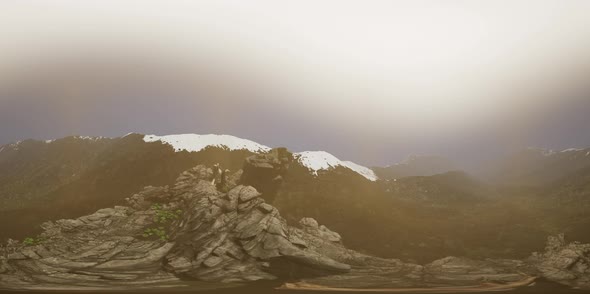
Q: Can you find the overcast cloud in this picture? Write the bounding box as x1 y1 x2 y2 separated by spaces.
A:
1 1 590 167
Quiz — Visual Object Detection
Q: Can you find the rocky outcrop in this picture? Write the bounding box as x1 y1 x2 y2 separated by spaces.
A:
2 164 590 291
529 234 590 288
240 148 292 202
299 217 342 243
0 165 350 290
295 235 590 291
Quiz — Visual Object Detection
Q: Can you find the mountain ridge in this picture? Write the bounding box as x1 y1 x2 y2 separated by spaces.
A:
1 133 380 182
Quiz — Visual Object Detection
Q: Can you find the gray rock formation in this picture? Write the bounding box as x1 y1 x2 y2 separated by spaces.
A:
240 148 291 202
529 234 590 288
293 235 590 291
1 164 590 291
0 165 350 290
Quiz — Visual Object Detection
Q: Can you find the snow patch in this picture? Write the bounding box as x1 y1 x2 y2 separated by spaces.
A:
561 148 583 153
526 147 555 156
143 134 271 153
8 141 22 151
75 136 108 141
527 147 587 156
341 160 379 181
294 151 378 181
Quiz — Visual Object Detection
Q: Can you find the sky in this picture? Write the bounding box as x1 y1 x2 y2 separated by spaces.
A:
1 1 590 167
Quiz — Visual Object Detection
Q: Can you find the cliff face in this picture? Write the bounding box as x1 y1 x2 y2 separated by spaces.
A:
1 162 590 291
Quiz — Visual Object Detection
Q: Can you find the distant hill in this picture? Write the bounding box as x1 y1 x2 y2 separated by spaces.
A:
488 147 590 186
382 171 494 203
373 155 457 180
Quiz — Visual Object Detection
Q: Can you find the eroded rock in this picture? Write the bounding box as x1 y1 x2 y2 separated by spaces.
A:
0 165 351 290
529 234 590 288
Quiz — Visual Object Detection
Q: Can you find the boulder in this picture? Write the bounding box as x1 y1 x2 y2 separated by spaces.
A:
529 234 590 288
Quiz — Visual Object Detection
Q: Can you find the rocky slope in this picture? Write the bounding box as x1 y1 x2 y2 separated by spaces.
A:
381 171 493 204
1 163 590 291
0 136 116 211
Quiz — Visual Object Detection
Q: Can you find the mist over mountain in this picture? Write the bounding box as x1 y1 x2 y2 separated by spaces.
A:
373 155 458 180
2 1 590 291
486 147 590 186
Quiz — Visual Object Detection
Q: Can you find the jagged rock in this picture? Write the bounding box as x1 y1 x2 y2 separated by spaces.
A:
0 164 354 290
528 234 590 288
300 217 319 228
240 148 292 202
3 164 590 291
225 169 243 189
235 186 261 202
126 186 171 210
258 203 274 213
203 255 224 268
299 217 342 243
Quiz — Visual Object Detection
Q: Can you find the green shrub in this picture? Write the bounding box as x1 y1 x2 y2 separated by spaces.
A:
150 204 182 223
143 227 169 241
22 236 44 246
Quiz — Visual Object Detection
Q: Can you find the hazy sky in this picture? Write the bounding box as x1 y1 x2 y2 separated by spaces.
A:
1 1 590 167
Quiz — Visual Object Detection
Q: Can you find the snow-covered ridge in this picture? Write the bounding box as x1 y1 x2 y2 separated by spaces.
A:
526 147 556 156
526 147 589 156
143 134 272 153
561 148 583 153
294 151 378 181
43 136 108 144
143 134 377 180
0 136 109 151
74 136 109 141
0 141 24 151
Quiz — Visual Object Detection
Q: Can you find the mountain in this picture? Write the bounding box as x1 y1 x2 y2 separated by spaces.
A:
489 147 590 186
294 150 378 181
0 134 267 241
0 136 116 210
2 133 590 265
532 165 590 245
143 133 272 153
245 152 549 263
0 133 376 241
373 155 457 180
382 171 494 204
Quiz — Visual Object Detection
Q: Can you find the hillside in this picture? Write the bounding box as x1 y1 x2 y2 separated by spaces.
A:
1 134 590 264
373 155 457 180
488 147 590 186
0 134 260 241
